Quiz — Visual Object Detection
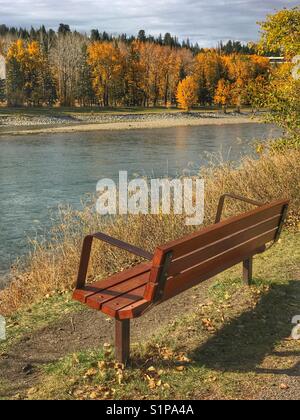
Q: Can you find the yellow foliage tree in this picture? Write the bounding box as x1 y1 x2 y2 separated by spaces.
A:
6 40 49 106
214 79 232 113
258 7 300 59
88 42 123 106
176 76 197 111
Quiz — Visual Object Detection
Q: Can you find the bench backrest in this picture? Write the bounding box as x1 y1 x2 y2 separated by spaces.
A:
144 199 289 303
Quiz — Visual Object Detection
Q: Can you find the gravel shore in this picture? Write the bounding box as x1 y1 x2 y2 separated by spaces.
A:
0 111 261 135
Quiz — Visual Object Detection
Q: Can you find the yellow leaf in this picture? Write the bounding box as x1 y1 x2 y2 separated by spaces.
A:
73 353 80 364
98 361 107 370
90 391 98 400
84 368 98 378
148 379 156 389
103 342 112 349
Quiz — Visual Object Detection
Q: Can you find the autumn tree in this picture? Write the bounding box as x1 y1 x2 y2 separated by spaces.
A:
246 75 269 114
6 40 25 106
258 7 300 59
6 39 57 106
176 76 197 111
258 7 300 145
88 41 123 107
50 33 85 106
214 79 232 113
194 51 227 105
122 40 144 106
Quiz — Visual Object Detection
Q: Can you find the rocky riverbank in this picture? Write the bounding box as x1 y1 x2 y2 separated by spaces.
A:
0 111 260 135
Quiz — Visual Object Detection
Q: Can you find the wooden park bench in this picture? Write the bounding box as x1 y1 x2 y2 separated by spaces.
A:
73 194 289 364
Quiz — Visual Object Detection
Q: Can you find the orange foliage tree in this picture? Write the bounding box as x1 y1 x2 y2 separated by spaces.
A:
88 42 123 106
214 79 232 113
176 76 197 111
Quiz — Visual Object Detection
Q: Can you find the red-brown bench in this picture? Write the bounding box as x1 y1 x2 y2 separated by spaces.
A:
73 194 289 364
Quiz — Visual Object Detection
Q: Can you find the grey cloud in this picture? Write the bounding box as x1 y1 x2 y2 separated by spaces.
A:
0 0 298 46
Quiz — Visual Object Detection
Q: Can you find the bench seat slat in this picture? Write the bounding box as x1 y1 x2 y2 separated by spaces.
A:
86 271 150 310
163 228 277 300
157 200 287 261
72 262 151 303
117 299 150 320
101 285 147 318
169 214 281 276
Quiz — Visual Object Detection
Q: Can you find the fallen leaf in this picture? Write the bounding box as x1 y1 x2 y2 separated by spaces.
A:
148 379 156 389
114 362 125 370
98 361 107 370
90 391 98 400
27 387 36 396
73 353 80 364
103 342 112 349
84 368 98 378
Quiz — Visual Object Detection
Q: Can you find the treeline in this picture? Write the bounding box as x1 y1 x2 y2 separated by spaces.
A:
0 23 261 54
0 25 272 109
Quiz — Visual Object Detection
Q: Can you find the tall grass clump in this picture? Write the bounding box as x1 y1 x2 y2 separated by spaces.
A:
0 149 300 315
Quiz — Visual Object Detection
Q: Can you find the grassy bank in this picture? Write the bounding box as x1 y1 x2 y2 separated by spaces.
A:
1 230 299 400
0 148 299 316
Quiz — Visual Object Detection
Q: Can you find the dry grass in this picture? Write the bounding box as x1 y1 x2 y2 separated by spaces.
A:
1 149 300 315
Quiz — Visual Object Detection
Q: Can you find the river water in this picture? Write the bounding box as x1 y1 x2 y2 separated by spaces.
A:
0 123 281 273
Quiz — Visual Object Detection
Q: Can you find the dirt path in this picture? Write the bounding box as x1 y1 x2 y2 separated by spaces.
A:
0 279 213 398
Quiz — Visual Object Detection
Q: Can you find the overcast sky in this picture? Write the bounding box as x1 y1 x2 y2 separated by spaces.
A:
0 0 298 46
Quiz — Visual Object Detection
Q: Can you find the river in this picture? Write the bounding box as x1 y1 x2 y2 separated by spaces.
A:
0 123 281 273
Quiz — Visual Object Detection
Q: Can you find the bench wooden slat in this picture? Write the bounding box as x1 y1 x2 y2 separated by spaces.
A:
162 228 277 300
86 271 150 310
156 200 287 261
168 214 281 276
117 299 151 320
101 285 146 318
72 262 151 303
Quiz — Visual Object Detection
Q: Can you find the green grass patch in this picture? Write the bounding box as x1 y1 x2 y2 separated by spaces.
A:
0 293 83 354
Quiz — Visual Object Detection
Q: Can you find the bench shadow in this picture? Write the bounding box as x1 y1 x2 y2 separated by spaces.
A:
190 280 300 377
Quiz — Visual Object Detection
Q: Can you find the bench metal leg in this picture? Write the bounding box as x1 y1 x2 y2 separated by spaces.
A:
115 319 130 364
243 257 253 286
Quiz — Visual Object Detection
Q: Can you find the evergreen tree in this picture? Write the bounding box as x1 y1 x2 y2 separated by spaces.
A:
138 30 146 42
0 79 6 102
6 56 24 106
76 45 95 106
58 24 71 36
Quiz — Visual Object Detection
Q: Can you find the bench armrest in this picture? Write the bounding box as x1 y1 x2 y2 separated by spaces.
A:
215 193 265 224
76 232 153 288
